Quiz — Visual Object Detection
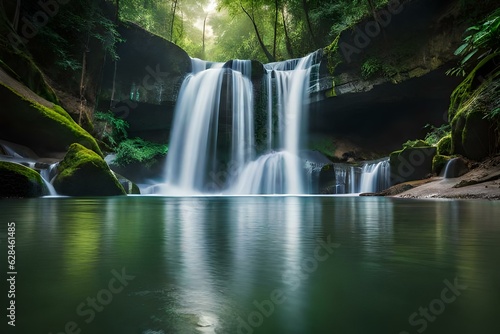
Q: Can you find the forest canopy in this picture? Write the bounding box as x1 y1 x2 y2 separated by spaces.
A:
118 0 391 62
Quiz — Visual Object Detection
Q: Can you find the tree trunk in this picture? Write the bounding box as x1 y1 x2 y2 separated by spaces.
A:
202 14 208 58
115 0 119 23
240 2 275 63
170 0 178 41
281 5 294 58
273 0 279 59
302 0 316 48
79 34 90 125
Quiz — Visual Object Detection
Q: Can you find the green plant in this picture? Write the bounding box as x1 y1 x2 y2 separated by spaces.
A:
94 111 129 147
114 138 168 167
424 124 451 146
447 8 500 76
361 57 381 79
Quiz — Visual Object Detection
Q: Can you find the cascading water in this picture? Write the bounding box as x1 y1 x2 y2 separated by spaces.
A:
230 53 320 194
162 58 255 194
160 52 390 195
161 52 321 195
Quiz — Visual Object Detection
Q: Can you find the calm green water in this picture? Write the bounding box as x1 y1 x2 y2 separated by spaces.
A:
1 196 500 334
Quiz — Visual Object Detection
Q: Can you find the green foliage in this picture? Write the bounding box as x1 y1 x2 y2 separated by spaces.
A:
95 111 129 147
361 57 382 79
447 8 500 76
424 124 451 146
436 134 452 156
114 138 168 167
402 139 429 149
95 111 167 167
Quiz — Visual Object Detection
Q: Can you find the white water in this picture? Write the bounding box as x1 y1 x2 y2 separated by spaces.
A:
359 159 391 193
160 53 389 195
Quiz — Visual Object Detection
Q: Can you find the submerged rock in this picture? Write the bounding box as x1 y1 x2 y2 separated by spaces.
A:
0 161 46 198
54 143 126 196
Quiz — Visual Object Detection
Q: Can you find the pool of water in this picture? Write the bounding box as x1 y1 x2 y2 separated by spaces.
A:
1 196 499 333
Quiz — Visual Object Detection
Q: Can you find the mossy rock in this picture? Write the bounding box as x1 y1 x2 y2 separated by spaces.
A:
436 134 452 156
53 143 126 196
0 161 46 198
0 83 102 157
0 49 58 103
451 107 493 161
432 154 451 175
114 172 141 195
389 146 436 185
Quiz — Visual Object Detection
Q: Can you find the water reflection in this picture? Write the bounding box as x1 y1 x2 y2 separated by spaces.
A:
1 197 500 334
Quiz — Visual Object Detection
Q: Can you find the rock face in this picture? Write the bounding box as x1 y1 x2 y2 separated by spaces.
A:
390 146 437 185
99 22 191 143
0 161 46 198
0 71 102 158
54 143 126 196
310 0 466 157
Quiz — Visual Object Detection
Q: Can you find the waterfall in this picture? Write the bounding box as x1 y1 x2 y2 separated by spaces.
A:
311 159 391 194
160 52 322 195
359 159 391 193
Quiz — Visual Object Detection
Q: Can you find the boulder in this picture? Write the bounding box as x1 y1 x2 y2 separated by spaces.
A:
114 172 141 195
54 143 126 196
437 134 452 156
0 161 46 198
443 157 469 179
432 154 451 175
0 80 102 158
451 109 492 161
389 146 436 185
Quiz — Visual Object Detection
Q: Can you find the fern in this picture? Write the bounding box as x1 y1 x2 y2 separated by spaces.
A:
114 138 168 167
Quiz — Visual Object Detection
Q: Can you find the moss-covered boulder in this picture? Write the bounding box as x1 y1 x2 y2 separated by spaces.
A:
432 154 451 175
389 146 436 185
450 76 499 161
0 82 102 157
437 134 452 156
451 108 492 161
53 144 126 196
0 161 46 198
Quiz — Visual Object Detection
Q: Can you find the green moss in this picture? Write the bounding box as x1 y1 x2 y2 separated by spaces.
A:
402 139 429 149
0 161 45 198
324 34 342 76
54 143 125 196
432 155 451 174
0 83 102 156
437 134 452 155
0 49 58 103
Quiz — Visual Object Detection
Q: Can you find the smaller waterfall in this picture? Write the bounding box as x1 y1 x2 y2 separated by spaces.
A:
39 163 58 196
312 159 391 194
359 160 391 193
